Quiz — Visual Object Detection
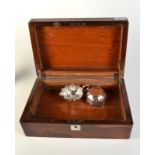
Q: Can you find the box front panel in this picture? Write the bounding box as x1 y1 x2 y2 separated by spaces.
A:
21 122 132 138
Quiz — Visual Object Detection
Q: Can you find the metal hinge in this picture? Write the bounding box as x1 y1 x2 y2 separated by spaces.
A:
37 69 43 78
114 72 124 81
38 74 42 78
118 72 124 81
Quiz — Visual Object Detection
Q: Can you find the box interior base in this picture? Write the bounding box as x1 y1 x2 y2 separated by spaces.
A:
28 79 126 122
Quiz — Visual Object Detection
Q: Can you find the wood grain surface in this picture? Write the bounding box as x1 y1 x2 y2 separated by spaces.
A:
20 18 133 138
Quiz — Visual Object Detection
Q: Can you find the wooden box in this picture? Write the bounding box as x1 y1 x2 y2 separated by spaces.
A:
20 18 133 138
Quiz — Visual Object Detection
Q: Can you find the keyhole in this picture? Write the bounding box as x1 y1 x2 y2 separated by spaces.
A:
71 125 81 131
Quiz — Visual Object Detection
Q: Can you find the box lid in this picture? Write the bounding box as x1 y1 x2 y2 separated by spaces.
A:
29 18 128 78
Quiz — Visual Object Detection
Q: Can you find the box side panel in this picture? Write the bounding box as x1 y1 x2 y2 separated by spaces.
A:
120 79 133 123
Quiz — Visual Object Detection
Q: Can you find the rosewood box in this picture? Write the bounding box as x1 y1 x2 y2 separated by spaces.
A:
20 18 133 138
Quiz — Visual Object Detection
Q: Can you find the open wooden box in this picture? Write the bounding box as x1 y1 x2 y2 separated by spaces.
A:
20 18 133 138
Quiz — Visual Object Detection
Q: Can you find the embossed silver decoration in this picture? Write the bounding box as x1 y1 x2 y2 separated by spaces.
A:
86 86 106 105
59 84 83 101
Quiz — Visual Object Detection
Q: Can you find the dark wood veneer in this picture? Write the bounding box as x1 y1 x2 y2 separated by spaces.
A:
20 18 133 138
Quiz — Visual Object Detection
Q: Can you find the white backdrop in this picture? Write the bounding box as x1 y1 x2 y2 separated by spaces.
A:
15 0 139 155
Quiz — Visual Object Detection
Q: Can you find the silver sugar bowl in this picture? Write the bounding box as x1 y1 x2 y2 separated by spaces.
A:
86 86 106 106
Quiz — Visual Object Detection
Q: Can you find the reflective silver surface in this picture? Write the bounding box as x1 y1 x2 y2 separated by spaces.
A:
86 87 106 105
59 84 83 101
87 93 106 105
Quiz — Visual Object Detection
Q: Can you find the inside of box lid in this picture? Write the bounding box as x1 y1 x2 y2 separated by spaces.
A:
30 20 127 77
